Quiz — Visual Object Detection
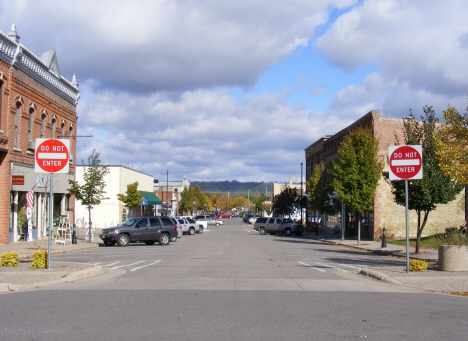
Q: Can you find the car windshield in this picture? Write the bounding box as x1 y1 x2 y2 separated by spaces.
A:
121 218 139 226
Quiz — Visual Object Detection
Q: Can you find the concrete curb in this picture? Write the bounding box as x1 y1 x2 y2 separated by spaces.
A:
359 268 404 285
17 243 99 261
0 264 103 292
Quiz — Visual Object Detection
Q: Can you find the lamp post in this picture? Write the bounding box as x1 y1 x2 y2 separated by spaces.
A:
166 169 168 217
300 162 303 225
193 200 196 217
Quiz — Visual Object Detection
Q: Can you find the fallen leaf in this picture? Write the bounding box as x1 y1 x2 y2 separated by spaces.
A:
361 320 367 322
333 304 339 306
178 319 183 321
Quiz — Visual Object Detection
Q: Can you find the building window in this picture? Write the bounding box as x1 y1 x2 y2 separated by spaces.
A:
14 102 21 147
40 114 46 137
60 122 64 138
28 108 34 141
51 118 56 138
0 81 3 130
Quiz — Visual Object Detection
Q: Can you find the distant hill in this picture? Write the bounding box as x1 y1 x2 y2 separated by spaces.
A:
191 180 273 196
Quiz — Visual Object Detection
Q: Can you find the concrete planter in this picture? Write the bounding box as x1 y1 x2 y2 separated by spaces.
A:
438 245 468 271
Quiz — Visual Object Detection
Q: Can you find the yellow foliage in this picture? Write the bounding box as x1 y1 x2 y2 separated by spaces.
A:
0 251 20 267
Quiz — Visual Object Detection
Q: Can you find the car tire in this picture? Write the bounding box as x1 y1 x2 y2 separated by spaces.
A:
260 228 266 235
117 234 130 246
159 233 170 245
144 240 155 245
285 228 292 236
103 241 116 246
198 227 203 234
189 227 195 235
216 223 220 227
171 236 177 242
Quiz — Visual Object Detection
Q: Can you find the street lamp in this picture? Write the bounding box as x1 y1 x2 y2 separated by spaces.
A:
301 162 303 225
193 200 196 217
166 169 168 217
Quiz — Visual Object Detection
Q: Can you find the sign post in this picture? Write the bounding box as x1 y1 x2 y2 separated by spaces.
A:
35 139 70 270
388 145 423 273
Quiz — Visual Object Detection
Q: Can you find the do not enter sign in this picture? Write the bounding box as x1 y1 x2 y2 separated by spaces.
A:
35 138 70 174
388 145 423 180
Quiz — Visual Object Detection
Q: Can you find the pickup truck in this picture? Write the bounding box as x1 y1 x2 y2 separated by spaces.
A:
253 217 304 236
194 215 223 227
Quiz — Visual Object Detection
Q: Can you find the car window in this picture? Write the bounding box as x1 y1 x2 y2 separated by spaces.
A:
149 218 161 226
122 218 139 226
268 218 275 223
276 219 283 224
137 218 148 227
160 217 174 226
187 219 196 223
178 219 184 224
282 218 293 224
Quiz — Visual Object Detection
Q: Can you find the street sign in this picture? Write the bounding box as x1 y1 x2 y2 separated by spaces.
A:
34 138 70 174
388 145 423 180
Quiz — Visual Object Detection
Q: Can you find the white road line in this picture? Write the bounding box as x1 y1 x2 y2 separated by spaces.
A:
314 262 345 271
337 264 364 270
130 260 161 271
110 261 145 269
297 261 326 272
100 261 122 267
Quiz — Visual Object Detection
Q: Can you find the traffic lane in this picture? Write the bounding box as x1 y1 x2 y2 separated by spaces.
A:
1 289 464 341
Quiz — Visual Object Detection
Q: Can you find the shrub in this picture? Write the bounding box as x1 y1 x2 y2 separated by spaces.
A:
0 251 20 267
31 250 48 269
410 259 428 272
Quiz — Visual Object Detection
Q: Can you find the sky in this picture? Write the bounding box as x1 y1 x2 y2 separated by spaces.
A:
2 0 468 183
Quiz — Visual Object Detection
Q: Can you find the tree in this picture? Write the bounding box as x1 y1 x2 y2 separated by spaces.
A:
307 162 335 227
253 193 269 215
69 150 109 242
272 185 298 217
332 127 383 244
386 106 463 253
434 104 468 185
117 182 144 218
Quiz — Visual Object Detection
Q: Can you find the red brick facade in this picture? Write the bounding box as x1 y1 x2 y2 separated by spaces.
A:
0 27 79 243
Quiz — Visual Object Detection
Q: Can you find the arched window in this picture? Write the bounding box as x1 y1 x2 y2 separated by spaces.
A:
14 102 21 148
0 76 3 130
51 115 56 138
28 107 34 142
60 119 65 138
40 114 46 138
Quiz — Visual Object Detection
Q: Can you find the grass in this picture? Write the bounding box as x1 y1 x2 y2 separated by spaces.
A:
387 230 468 250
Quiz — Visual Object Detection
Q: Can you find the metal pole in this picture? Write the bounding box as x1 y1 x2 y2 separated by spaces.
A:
341 204 345 241
300 162 303 225
166 169 168 216
405 179 409 273
48 173 53 270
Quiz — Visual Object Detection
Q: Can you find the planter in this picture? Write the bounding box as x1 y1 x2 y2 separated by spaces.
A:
438 245 468 271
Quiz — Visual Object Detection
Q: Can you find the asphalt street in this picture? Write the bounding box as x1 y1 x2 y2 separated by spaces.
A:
1 218 466 340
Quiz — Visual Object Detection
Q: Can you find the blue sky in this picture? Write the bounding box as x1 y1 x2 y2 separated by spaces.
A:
2 0 468 183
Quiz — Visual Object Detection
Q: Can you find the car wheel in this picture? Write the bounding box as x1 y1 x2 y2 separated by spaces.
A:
189 227 195 235
117 234 130 246
285 228 292 236
216 223 220 227
198 227 203 234
144 240 155 245
171 236 177 242
159 233 170 245
103 241 116 246
260 228 266 235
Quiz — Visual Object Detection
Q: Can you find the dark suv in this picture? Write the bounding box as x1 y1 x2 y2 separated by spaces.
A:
99 216 178 246
253 217 304 236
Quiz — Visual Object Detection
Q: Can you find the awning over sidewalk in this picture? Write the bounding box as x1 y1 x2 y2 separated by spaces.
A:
139 191 163 206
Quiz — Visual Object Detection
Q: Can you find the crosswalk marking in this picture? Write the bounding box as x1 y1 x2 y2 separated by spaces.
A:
314 262 345 271
110 260 145 269
130 260 161 271
337 264 364 270
297 261 326 272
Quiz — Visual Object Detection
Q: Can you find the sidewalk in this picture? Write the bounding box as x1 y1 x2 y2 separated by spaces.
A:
305 231 468 295
0 236 101 292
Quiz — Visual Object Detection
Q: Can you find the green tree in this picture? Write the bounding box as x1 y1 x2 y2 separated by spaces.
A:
272 185 298 217
332 127 383 244
68 150 109 242
307 162 335 226
385 106 463 253
253 193 269 215
117 182 144 218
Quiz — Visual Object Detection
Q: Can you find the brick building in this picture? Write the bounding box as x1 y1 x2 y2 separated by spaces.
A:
305 110 465 240
0 25 80 243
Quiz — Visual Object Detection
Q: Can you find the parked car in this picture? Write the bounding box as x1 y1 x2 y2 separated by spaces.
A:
168 217 183 241
248 216 260 224
218 212 232 219
254 217 304 236
242 214 253 223
178 218 204 235
99 216 177 246
194 215 224 227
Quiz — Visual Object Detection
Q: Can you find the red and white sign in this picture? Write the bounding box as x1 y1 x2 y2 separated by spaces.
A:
388 145 423 180
35 139 70 174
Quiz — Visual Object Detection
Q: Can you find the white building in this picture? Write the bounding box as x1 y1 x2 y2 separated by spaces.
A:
74 165 160 229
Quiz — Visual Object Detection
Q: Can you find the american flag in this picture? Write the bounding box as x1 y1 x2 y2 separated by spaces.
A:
26 188 34 208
